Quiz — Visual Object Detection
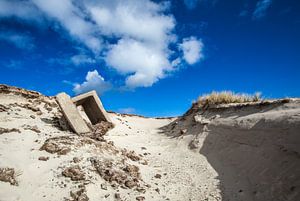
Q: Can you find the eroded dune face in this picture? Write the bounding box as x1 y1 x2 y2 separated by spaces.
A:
163 100 300 201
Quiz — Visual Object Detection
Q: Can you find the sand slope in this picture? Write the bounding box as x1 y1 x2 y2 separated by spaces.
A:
107 114 221 201
0 85 221 201
1 85 300 201
163 100 300 201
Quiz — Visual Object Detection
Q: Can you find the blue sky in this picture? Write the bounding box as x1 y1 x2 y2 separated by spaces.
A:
0 0 299 117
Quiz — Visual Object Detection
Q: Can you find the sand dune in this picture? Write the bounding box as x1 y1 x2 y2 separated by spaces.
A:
0 85 300 201
163 99 300 201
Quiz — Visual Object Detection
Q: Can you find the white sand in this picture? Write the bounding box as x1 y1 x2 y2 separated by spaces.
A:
106 114 221 201
0 89 221 201
1 86 299 201
163 99 300 201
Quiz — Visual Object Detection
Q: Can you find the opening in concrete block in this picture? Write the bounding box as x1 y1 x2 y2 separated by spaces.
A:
76 105 92 125
72 90 112 125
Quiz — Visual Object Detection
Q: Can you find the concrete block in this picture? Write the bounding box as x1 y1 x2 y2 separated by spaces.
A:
56 93 91 134
72 90 112 124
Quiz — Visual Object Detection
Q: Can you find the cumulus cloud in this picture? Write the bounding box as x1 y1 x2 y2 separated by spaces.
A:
0 0 205 90
87 0 175 46
89 0 176 88
0 32 35 50
73 70 111 95
179 37 204 65
106 38 173 88
0 0 41 21
32 0 102 53
252 0 272 20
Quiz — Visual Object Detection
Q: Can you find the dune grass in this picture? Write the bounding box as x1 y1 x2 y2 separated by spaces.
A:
197 91 262 106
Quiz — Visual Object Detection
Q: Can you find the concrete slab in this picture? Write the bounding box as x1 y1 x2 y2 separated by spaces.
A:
56 93 91 134
72 90 112 124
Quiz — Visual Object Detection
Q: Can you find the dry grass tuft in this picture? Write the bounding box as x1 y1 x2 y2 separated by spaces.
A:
197 91 261 107
0 167 19 185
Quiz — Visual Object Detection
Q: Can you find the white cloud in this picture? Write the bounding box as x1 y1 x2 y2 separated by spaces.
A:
47 54 96 69
32 0 102 53
0 0 41 21
0 0 205 89
179 37 204 65
89 0 177 88
117 107 136 114
71 54 96 66
0 32 35 50
87 0 175 47
252 0 272 20
106 38 173 88
73 70 111 95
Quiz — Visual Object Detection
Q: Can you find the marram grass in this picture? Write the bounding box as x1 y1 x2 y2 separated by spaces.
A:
197 91 261 106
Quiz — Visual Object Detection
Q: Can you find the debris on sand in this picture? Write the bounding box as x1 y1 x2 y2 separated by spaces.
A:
40 135 122 157
121 149 142 161
0 167 18 185
80 121 114 142
68 187 89 201
0 104 9 112
73 157 81 163
38 156 49 161
123 164 140 178
92 121 114 137
125 180 137 188
62 165 85 181
101 183 108 190
136 187 146 193
136 196 145 201
91 158 125 185
90 158 142 189
40 136 73 155
0 127 21 135
140 160 148 165
23 125 41 133
30 115 36 119
114 193 121 200
154 174 162 179
11 102 42 113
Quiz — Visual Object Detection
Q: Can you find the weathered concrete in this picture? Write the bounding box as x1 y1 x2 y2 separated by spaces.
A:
72 90 112 124
56 93 91 134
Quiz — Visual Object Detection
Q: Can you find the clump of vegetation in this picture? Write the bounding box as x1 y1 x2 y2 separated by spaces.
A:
197 91 261 106
0 167 19 185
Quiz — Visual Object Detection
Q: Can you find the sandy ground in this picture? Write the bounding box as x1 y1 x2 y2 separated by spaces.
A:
1 85 300 201
163 99 300 201
107 114 221 201
0 88 221 201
